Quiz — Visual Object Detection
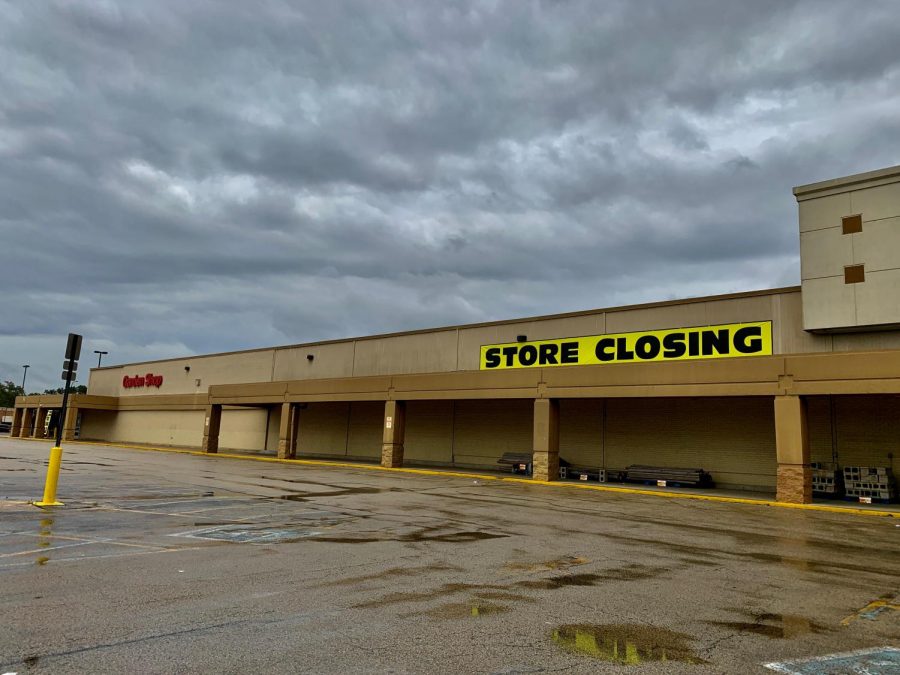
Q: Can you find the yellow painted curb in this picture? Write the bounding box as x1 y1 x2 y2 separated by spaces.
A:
3 436 899 518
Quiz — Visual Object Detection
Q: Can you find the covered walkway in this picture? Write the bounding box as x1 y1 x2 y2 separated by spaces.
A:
13 347 900 504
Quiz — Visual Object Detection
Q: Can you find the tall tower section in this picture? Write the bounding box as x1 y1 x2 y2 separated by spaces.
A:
795 165 900 331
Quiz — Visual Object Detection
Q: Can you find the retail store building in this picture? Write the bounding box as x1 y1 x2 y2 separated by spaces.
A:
12 165 900 504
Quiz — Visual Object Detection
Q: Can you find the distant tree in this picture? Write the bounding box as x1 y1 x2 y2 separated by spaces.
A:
0 380 25 407
42 385 88 395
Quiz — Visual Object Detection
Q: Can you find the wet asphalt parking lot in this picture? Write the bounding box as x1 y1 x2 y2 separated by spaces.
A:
1 437 898 674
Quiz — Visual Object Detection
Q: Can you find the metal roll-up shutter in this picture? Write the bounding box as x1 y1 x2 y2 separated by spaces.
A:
452 399 532 469
605 397 776 489
559 399 603 468
806 396 836 465
297 402 350 456
404 400 454 464
834 395 900 473
219 407 268 452
104 410 205 447
346 401 383 459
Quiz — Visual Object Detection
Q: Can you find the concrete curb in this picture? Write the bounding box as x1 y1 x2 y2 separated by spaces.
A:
5 435 899 519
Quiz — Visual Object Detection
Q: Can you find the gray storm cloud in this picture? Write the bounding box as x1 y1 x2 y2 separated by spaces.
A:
2 0 899 391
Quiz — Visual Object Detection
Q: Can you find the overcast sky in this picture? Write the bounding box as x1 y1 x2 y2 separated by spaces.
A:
2 1 899 392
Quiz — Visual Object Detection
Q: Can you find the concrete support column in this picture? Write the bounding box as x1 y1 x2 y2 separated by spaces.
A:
277 403 298 459
62 407 79 442
32 407 45 438
19 408 33 438
291 404 301 457
533 398 559 481
10 407 23 437
202 404 222 454
381 400 406 468
774 395 812 504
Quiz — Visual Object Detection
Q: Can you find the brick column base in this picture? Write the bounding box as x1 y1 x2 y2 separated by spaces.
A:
532 451 558 482
277 403 296 459
777 464 812 504
381 443 403 468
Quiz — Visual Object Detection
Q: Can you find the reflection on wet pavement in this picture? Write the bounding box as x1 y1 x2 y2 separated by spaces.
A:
706 613 825 639
3 439 899 673
551 623 707 664
841 594 900 625
415 601 510 619
503 555 588 572
310 525 508 545
353 564 665 608
323 562 462 587
36 518 53 566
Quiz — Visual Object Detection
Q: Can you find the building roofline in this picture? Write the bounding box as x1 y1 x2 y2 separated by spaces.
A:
92 285 801 372
793 164 900 199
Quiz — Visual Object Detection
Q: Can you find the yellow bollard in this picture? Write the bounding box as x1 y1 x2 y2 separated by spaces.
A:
35 446 65 507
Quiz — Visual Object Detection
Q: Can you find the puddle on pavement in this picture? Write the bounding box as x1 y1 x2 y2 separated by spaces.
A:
706 613 825 638
411 530 506 543
171 525 324 544
310 526 508 545
678 557 720 567
551 623 707 664
354 582 501 608
112 492 212 500
504 555 588 572
278 488 381 501
354 564 664 609
413 602 510 619
518 573 604 589
324 562 462 586
256 475 384 501
64 461 114 467
517 565 665 590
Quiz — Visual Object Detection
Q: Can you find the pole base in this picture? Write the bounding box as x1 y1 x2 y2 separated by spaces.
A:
33 500 64 507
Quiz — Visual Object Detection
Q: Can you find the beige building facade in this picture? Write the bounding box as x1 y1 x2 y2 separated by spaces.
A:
13 165 900 504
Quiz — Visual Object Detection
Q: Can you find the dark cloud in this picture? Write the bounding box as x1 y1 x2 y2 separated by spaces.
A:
2 0 899 390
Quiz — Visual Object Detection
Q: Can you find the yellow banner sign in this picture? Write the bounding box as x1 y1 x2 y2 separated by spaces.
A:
480 321 772 370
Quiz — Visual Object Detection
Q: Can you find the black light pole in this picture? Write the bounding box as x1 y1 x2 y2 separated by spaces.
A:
36 333 82 507
21 365 29 393
94 350 108 368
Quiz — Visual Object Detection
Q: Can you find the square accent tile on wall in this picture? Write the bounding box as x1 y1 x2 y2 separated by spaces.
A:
844 264 865 284
842 214 862 234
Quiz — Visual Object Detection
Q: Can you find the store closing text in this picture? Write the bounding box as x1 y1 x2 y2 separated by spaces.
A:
480 321 772 369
